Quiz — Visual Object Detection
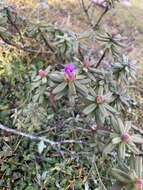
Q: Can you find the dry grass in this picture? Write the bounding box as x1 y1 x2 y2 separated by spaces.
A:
6 0 143 64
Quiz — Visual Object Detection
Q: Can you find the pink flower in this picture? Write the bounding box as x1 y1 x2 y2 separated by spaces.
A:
121 133 130 142
120 0 132 7
38 69 46 78
135 178 143 189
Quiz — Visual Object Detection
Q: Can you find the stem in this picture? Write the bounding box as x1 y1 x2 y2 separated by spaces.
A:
93 7 108 30
81 0 93 28
38 28 54 52
6 8 25 46
81 0 108 31
92 156 108 190
0 123 83 145
96 49 107 68
0 33 49 54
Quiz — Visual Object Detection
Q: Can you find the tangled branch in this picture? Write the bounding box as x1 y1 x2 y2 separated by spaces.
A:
80 0 109 30
0 123 83 145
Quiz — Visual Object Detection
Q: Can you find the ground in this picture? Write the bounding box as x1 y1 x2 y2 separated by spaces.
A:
7 0 143 64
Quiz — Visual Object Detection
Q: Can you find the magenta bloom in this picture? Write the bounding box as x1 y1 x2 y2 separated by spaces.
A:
64 64 76 81
38 69 46 78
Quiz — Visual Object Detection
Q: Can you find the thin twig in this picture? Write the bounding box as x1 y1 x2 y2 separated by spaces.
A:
81 0 93 28
81 0 108 31
5 8 25 46
0 124 83 145
38 28 54 52
92 155 108 190
0 33 50 55
96 49 107 68
93 7 108 30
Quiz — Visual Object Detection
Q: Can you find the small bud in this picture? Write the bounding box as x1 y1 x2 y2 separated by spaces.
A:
38 69 46 78
121 133 130 142
135 178 143 189
96 95 104 104
11 11 17 16
111 29 118 38
127 47 134 53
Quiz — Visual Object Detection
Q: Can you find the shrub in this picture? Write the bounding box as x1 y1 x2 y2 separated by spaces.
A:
0 0 143 189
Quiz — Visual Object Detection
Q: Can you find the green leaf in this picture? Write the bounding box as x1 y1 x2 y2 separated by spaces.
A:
111 168 132 184
79 78 91 84
55 90 67 100
42 77 47 84
89 87 96 96
131 135 143 144
103 143 115 154
49 73 64 82
33 93 40 102
32 75 41 82
68 82 76 96
112 137 121 145
126 142 140 154
124 121 132 133
135 156 143 178
117 118 125 134
95 107 106 125
86 95 95 102
45 66 51 74
53 82 67 94
32 80 41 90
83 104 96 115
111 116 120 133
104 103 117 114
118 143 126 159
69 95 75 106
99 104 108 117
125 185 135 190
110 133 120 138
87 72 97 82
76 75 86 80
38 141 46 154
39 95 44 104
98 86 104 96
75 81 88 96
